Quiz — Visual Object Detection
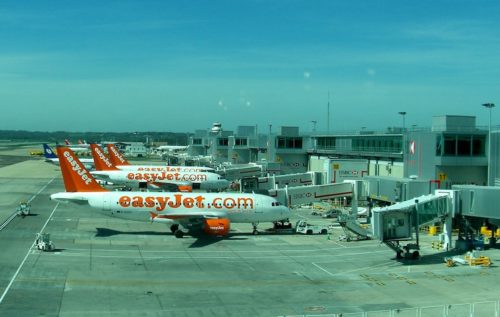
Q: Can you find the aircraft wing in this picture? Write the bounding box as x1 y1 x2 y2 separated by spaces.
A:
50 192 91 205
153 210 227 221
149 181 193 192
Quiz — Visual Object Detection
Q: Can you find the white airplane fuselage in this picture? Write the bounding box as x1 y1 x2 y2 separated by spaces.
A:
91 169 230 190
114 165 214 173
51 191 290 223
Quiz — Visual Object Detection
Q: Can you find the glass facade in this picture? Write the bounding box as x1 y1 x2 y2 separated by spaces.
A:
218 138 229 146
438 134 485 156
277 137 302 149
316 135 402 154
235 138 248 146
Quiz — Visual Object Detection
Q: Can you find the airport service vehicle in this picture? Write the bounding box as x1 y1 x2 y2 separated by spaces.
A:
322 208 343 219
106 143 214 173
16 202 31 217
90 144 229 192
35 233 54 251
50 147 291 238
295 220 330 235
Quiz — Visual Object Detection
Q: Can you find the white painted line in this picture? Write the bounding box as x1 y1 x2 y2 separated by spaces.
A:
27 178 55 203
0 202 59 304
312 262 335 276
0 178 54 232
312 260 395 277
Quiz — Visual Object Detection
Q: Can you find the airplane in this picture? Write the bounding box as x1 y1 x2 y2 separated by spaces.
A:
106 143 214 173
90 144 229 192
43 143 94 169
50 146 291 238
65 139 90 146
63 139 92 154
155 145 188 153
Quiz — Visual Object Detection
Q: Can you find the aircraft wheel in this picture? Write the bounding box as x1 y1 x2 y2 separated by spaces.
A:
174 230 184 239
170 224 179 234
252 230 258 235
412 251 420 259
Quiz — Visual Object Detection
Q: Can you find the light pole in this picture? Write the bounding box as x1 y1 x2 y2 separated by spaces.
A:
398 112 407 177
311 120 317 133
398 111 407 132
482 103 495 186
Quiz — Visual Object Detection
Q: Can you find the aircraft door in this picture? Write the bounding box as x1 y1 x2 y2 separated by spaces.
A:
254 196 263 214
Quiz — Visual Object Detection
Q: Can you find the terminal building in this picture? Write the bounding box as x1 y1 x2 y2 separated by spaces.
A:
188 115 495 191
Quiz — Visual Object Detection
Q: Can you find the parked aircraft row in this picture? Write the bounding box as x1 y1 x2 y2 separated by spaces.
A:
90 144 229 192
50 146 291 239
43 143 94 168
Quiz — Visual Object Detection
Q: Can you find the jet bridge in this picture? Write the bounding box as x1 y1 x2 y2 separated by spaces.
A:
218 164 263 181
371 190 456 259
269 182 353 207
257 172 318 191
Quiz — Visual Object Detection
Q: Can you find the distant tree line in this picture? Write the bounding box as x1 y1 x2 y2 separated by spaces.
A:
0 130 190 146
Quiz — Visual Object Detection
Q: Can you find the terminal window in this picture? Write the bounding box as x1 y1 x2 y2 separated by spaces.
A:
441 134 485 156
277 137 303 149
218 138 229 146
235 138 247 146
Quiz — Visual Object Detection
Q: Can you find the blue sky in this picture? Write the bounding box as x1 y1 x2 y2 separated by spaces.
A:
1 1 499 133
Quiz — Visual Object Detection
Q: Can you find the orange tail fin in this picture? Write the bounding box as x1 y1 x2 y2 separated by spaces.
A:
56 147 108 192
90 144 119 171
106 143 130 166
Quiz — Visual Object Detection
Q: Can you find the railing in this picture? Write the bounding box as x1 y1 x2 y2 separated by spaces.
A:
313 145 402 154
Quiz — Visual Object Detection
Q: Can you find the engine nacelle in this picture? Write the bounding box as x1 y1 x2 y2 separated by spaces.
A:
203 218 230 236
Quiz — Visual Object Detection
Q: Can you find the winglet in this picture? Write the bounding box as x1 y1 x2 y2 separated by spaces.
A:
106 143 130 166
56 147 108 192
43 144 58 159
90 144 119 171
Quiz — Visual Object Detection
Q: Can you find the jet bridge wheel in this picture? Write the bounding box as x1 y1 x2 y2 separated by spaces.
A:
174 230 184 239
170 224 179 234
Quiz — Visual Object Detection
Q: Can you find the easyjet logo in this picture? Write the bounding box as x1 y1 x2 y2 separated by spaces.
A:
109 146 126 163
137 166 206 172
118 194 254 212
127 172 208 182
209 225 225 230
63 151 92 185
94 147 113 168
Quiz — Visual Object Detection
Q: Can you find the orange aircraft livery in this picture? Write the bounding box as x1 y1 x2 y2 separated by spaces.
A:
126 172 208 182
118 193 254 212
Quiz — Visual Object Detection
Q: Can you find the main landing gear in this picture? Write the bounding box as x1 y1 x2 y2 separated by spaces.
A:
170 224 184 239
252 222 259 235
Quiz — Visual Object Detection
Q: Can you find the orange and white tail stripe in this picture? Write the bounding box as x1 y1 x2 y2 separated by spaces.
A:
56 147 108 192
90 144 119 171
106 143 130 166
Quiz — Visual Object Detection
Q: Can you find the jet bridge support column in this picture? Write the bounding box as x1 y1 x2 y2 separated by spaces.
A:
442 214 453 250
436 189 458 251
